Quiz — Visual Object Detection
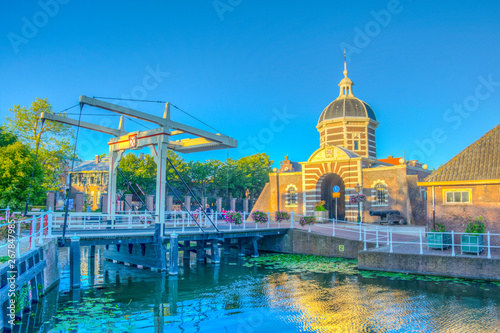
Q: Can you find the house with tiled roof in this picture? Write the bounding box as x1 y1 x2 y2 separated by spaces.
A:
418 123 500 232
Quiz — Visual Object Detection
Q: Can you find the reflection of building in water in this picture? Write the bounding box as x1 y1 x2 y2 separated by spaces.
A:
252 60 431 224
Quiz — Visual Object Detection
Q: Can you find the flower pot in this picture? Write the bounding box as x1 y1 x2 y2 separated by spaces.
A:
461 234 484 254
427 232 452 250
313 211 328 223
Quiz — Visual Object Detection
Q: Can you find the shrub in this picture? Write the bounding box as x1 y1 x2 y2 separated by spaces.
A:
251 210 268 223
224 211 243 225
275 211 290 222
299 216 316 227
431 223 446 232
464 216 486 234
314 205 327 212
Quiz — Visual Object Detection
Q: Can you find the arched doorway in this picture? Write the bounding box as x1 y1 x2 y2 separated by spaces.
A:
319 173 345 220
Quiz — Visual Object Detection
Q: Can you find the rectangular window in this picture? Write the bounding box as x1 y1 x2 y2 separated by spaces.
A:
443 189 471 204
354 141 359 150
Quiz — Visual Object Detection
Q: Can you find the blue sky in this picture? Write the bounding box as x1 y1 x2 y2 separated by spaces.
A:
1 0 499 169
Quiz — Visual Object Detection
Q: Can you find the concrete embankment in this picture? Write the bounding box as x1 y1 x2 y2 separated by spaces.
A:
259 229 500 281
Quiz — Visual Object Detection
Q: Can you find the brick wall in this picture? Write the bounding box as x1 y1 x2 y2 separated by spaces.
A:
427 184 500 236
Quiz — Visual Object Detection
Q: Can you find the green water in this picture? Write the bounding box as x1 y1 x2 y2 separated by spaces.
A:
20 247 500 332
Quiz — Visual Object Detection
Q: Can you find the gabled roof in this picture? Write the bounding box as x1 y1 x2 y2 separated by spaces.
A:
72 159 109 172
424 123 500 182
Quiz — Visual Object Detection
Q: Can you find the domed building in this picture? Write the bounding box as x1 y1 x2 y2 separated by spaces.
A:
252 60 431 224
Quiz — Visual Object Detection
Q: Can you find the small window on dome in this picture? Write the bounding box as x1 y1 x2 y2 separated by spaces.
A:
354 140 359 150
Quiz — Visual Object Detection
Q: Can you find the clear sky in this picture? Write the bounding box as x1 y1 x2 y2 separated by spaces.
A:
1 0 499 169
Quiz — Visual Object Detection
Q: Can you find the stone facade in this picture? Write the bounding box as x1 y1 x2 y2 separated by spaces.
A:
252 61 431 224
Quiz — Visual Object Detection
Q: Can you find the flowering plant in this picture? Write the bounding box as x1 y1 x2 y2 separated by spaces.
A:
251 210 268 223
275 211 290 222
225 211 243 225
299 216 316 227
349 194 367 204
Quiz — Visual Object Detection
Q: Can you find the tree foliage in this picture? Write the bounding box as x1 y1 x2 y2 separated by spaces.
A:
6 98 74 191
0 142 44 209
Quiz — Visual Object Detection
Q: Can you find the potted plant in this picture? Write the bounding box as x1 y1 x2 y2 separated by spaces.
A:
461 216 485 255
275 211 290 223
313 201 328 222
427 223 452 250
251 210 268 223
225 211 243 225
299 216 316 227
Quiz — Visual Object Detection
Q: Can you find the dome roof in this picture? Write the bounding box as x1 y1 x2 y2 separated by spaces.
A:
318 97 376 124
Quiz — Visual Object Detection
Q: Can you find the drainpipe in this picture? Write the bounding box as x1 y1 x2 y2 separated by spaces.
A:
432 186 436 230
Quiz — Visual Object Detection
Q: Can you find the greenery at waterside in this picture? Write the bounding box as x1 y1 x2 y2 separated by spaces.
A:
243 253 500 289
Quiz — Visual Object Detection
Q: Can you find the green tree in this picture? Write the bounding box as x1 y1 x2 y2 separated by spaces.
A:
0 143 44 209
6 98 74 192
0 126 17 147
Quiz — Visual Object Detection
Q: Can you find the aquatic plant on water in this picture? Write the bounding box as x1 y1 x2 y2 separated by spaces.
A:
275 211 290 222
225 211 243 224
52 293 136 332
251 210 268 223
299 216 316 227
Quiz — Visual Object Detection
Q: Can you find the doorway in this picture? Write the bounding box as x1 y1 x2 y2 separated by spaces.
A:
319 173 345 220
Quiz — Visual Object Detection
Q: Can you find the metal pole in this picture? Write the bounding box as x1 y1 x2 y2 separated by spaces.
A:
359 223 362 241
332 218 335 237
363 229 367 251
291 211 294 228
419 229 423 254
451 230 455 256
487 231 491 259
389 228 393 253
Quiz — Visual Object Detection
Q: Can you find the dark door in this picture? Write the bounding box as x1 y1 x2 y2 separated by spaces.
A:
320 173 345 220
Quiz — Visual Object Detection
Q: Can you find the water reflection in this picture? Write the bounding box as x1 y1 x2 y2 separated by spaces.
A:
18 247 500 332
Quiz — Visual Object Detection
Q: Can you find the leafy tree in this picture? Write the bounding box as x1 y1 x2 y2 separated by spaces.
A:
0 126 17 147
0 142 44 209
6 98 74 192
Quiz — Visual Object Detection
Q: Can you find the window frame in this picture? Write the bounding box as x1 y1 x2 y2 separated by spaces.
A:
285 185 298 208
442 189 472 205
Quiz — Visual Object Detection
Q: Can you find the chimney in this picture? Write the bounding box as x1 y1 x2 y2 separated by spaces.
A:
95 155 99 164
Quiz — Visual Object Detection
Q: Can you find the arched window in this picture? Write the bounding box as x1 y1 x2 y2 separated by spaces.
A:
374 182 387 205
286 185 298 207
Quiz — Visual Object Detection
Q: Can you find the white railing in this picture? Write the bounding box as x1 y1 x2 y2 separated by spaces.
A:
0 208 53 257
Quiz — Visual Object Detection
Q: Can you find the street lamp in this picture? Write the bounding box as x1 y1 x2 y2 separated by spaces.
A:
273 167 280 211
355 183 362 224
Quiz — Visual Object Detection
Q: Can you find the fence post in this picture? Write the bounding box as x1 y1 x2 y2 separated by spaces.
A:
332 219 335 237
376 228 379 248
389 228 393 253
30 217 35 250
487 231 491 259
47 210 53 238
386 227 390 245
267 212 270 229
215 211 218 229
182 213 185 233
243 213 246 230
308 223 311 233
15 219 21 258
359 224 362 241
419 229 423 254
451 230 456 256
128 210 132 228
363 229 367 251
291 211 294 228
38 214 44 245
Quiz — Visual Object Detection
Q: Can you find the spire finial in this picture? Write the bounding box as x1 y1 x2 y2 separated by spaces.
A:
343 49 348 77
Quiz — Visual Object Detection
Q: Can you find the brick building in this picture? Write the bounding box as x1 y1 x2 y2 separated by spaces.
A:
418 123 500 233
70 155 109 211
252 61 431 224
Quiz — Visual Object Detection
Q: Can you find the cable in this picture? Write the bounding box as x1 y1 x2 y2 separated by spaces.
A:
165 180 204 233
116 168 155 219
91 96 226 136
61 103 84 245
166 157 219 232
55 103 80 115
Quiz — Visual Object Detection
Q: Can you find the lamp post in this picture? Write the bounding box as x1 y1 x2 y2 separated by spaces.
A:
355 183 362 224
273 168 280 211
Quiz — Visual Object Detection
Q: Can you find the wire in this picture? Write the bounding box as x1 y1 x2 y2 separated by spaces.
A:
91 96 226 136
55 103 80 115
66 113 121 116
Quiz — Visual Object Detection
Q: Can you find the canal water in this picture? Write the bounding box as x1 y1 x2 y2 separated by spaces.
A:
21 246 500 332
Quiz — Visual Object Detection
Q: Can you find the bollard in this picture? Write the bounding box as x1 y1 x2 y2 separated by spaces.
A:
308 224 311 233
211 242 220 264
70 234 81 288
169 234 179 275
